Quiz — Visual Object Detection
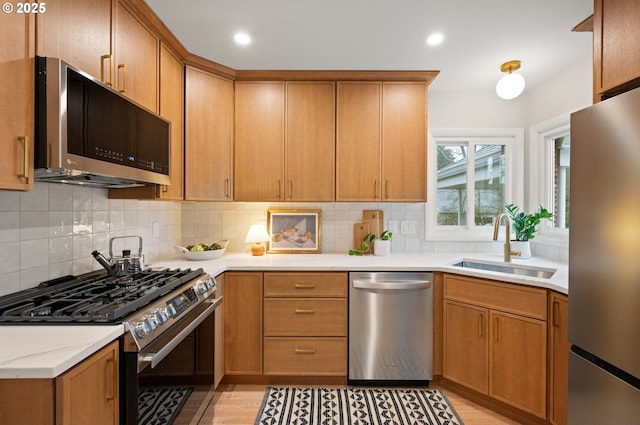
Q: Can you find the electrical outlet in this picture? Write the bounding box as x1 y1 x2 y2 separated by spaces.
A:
152 221 160 238
401 220 415 234
388 221 398 235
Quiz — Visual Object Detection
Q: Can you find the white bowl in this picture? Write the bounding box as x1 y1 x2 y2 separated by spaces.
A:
175 240 228 261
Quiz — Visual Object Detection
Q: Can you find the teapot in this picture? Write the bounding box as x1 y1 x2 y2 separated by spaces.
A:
92 235 144 276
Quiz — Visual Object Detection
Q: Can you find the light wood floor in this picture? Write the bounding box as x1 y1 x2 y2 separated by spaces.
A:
175 383 521 425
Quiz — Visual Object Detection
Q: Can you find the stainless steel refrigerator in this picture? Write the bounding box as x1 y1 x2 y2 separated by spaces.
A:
569 86 640 424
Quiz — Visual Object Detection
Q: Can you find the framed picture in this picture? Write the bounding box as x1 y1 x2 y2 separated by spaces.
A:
267 209 321 254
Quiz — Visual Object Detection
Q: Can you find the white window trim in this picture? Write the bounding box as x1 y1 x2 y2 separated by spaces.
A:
425 128 524 241
528 114 570 245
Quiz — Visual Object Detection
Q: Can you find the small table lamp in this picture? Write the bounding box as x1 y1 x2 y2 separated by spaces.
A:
245 224 270 256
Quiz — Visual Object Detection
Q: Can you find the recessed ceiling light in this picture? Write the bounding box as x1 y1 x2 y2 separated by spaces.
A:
426 33 444 46
234 32 251 45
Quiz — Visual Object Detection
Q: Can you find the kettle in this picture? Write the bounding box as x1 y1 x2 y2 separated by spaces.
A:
92 236 145 276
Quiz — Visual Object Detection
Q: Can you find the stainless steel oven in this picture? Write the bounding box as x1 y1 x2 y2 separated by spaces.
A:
0 267 222 425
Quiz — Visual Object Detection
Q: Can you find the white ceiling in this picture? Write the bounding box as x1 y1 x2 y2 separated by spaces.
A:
145 0 593 93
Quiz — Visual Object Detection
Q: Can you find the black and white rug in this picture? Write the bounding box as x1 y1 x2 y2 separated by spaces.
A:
255 386 464 425
138 386 193 425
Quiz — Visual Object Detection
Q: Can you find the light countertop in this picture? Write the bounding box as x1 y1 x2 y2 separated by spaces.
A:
0 252 567 379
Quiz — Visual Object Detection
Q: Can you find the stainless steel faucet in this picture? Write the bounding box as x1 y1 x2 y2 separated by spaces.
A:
493 213 521 262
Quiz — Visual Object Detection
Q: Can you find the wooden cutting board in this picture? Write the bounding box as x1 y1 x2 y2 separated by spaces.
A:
353 223 370 251
362 210 384 238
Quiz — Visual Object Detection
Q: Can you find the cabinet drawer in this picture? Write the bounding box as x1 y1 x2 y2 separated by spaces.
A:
444 274 547 320
264 272 347 297
264 337 347 375
264 298 347 336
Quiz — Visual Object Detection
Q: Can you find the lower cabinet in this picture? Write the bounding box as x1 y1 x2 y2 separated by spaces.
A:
0 341 119 425
442 274 548 419
223 271 348 378
56 341 119 425
263 272 348 376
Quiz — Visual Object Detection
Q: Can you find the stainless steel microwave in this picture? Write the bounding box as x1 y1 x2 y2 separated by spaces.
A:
34 56 171 188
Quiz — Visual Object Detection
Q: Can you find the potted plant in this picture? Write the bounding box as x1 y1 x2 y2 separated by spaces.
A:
504 203 553 258
373 230 392 256
348 230 393 256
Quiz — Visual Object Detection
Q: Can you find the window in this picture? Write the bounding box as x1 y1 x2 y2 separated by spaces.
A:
529 115 571 237
426 129 524 240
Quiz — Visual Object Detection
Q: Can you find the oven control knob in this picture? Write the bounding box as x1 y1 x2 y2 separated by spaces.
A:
134 320 153 338
165 303 178 318
195 280 211 295
154 308 169 325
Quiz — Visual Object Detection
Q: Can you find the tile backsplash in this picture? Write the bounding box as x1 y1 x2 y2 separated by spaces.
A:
0 183 567 296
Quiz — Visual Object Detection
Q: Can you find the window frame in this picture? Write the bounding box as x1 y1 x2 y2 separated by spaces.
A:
528 115 570 240
426 128 524 241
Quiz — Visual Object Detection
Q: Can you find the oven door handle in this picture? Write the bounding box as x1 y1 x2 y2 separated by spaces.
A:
138 297 222 371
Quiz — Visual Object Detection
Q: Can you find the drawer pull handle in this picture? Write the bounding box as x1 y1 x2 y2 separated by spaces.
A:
294 308 315 314
295 347 316 354
294 283 316 289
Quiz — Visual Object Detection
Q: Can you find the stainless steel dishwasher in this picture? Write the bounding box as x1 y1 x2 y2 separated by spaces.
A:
348 271 433 385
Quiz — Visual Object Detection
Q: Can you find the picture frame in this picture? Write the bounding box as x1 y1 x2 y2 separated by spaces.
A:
267 209 321 254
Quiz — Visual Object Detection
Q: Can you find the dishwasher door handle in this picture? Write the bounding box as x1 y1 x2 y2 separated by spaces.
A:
352 279 431 290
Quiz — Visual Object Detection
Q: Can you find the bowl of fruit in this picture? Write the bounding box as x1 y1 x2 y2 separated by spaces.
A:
175 240 228 260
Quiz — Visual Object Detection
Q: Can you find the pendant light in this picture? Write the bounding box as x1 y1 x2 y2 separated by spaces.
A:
496 60 525 100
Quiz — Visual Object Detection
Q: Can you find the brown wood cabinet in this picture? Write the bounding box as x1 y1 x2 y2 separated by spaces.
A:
213 273 225 389
56 341 119 425
263 272 348 376
223 272 263 375
593 0 640 100
549 292 569 425
37 0 112 82
442 274 548 419
234 82 335 202
0 13 34 191
336 82 427 201
113 0 158 112
185 67 234 201
1 341 120 425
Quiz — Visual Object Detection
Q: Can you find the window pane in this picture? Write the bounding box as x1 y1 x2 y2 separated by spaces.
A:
436 145 467 225
554 135 570 228
474 145 505 226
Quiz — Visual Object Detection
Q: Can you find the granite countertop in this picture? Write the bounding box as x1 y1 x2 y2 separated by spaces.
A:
0 252 567 379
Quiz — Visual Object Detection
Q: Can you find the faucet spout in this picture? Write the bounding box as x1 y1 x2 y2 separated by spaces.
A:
493 213 521 262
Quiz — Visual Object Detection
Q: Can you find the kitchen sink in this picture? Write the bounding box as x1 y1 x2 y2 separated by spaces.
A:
452 260 556 279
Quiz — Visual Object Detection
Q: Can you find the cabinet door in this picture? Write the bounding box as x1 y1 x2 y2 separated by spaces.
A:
223 272 263 375
234 82 285 201
113 0 158 112
490 310 547 418
185 67 234 201
285 82 335 201
549 292 569 425
443 300 489 394
0 13 34 191
594 0 640 97
56 341 119 425
37 0 112 83
336 82 381 201
157 44 184 200
382 83 427 201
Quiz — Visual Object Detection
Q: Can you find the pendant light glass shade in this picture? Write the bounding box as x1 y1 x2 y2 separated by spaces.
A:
496 60 525 100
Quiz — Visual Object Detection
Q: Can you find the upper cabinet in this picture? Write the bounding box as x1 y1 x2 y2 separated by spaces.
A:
185 67 234 201
37 0 112 82
234 82 285 201
337 82 427 201
0 14 34 191
593 0 640 100
234 81 336 202
112 0 158 112
38 0 158 112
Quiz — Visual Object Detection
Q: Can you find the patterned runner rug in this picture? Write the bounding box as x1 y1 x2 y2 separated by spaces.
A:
255 386 464 425
138 386 193 425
